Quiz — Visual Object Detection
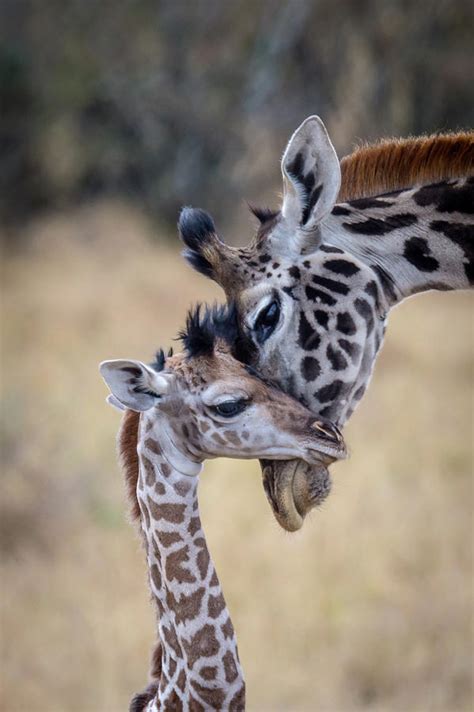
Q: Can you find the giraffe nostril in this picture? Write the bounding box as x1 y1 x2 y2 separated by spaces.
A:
311 420 336 438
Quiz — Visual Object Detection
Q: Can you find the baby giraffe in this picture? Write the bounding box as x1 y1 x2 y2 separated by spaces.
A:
100 306 346 711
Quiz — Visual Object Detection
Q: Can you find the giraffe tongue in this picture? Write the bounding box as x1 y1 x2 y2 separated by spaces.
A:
260 459 332 532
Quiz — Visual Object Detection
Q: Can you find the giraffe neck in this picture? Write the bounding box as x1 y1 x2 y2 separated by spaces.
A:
326 177 473 304
136 413 245 711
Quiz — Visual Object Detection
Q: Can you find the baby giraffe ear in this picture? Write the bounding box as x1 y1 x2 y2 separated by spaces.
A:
99 359 171 412
280 116 341 251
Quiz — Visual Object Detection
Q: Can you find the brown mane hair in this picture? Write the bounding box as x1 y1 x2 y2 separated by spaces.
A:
338 132 474 202
117 408 141 521
118 409 164 703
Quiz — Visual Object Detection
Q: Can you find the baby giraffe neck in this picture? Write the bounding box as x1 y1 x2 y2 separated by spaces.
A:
136 414 245 711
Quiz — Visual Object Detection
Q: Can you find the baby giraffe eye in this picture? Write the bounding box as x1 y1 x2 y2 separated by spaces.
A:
254 299 280 344
211 399 249 417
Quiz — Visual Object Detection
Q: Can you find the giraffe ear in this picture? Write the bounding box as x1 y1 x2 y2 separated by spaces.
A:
99 359 171 412
279 116 340 252
106 394 127 411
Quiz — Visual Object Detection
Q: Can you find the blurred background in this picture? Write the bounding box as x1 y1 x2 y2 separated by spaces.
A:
1 1 473 710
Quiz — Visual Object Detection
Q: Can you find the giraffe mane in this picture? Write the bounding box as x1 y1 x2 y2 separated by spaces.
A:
117 408 141 521
116 348 172 522
338 131 474 202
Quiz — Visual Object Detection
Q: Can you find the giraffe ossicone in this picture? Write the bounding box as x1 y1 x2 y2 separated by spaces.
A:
178 115 474 529
100 304 347 710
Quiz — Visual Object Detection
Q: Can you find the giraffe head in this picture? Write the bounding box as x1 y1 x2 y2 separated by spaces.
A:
178 117 396 525
178 116 389 427
100 305 347 531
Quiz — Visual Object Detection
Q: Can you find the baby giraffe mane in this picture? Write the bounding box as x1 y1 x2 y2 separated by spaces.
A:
117 302 252 523
338 131 474 201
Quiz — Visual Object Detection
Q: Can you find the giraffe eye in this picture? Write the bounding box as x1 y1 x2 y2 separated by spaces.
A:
211 399 249 417
254 299 280 344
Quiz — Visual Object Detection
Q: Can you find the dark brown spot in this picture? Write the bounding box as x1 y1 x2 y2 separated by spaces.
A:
190 680 226 708
229 685 246 711
331 205 351 216
165 545 196 584
176 668 186 691
184 624 219 668
161 463 172 478
173 479 192 496
336 311 356 335
312 274 349 295
195 537 210 580
189 516 201 537
305 284 337 306
211 432 227 446
343 213 417 235
403 236 440 272
156 530 182 547
162 624 183 659
221 617 235 640
315 380 346 403
326 343 348 371
223 650 239 683
189 695 206 712
148 501 186 524
155 481 166 496
223 430 242 447
298 311 320 350
145 437 162 457
301 356 320 382
142 454 156 487
208 593 226 619
324 258 360 276
167 586 206 625
200 665 217 680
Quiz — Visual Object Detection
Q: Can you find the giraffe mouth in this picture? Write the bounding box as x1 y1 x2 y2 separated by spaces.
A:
260 459 333 532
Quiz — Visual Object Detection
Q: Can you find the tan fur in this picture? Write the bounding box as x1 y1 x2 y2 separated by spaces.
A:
117 409 141 521
338 132 474 202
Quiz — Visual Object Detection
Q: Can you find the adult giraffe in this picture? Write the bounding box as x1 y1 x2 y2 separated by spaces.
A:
100 304 346 710
178 116 473 530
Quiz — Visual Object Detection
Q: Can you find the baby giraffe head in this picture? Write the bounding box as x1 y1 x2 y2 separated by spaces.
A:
100 304 347 530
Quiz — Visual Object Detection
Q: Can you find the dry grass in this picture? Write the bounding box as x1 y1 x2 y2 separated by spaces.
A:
1 201 473 712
